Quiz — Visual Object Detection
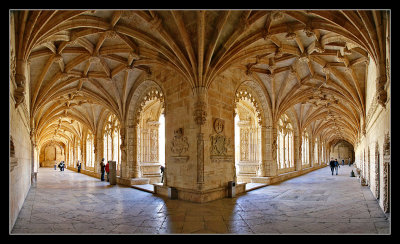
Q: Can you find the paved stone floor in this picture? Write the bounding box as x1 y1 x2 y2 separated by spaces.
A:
11 165 390 235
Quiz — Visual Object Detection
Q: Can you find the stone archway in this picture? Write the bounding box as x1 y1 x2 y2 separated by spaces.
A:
39 141 65 168
126 80 165 183
234 90 262 183
233 80 273 180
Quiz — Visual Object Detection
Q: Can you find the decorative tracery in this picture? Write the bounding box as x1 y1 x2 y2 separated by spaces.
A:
103 114 121 175
277 114 294 171
86 131 95 168
302 131 310 166
235 89 262 125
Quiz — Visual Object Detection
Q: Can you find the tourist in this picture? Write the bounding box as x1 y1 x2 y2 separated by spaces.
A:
58 161 65 171
100 158 105 181
329 158 335 175
77 161 81 173
105 161 110 182
342 159 345 165
160 165 165 183
54 162 57 170
334 159 339 175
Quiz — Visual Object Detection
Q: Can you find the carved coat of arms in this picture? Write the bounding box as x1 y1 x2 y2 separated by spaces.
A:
210 118 230 156
170 128 189 156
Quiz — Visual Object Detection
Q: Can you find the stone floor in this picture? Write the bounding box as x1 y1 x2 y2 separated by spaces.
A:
10 164 390 235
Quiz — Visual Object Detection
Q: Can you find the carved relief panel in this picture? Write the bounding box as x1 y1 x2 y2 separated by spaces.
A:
170 128 189 159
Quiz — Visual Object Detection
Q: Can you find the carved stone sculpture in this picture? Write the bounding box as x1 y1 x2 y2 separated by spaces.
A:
170 128 189 156
210 118 230 156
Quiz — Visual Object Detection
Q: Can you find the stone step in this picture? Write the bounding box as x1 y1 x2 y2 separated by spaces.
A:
130 178 150 185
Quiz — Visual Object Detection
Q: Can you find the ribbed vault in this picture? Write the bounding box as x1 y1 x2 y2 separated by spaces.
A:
11 10 389 150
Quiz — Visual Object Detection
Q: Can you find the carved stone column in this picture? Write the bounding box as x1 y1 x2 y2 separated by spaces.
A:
30 128 37 184
119 124 129 179
131 125 141 178
382 133 390 213
265 125 278 177
259 125 268 177
375 142 380 199
193 87 207 190
296 134 302 171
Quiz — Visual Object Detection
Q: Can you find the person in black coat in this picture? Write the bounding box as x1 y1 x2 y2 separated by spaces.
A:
334 159 339 175
160 165 165 183
100 158 105 181
329 158 335 175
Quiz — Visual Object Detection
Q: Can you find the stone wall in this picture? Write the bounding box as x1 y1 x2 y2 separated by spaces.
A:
9 91 32 231
330 141 354 164
354 56 391 213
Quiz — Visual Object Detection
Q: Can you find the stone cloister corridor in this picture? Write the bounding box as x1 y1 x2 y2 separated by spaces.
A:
10 10 390 235
11 164 389 234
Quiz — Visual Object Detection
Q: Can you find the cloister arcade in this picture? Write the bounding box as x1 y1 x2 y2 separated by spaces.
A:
10 10 390 232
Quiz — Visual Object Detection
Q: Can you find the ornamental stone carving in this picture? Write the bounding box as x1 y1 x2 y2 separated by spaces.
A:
210 134 230 156
382 132 390 213
133 88 164 126
375 142 380 198
272 138 277 161
235 89 262 125
213 118 224 134
170 128 189 156
193 100 207 125
376 75 388 108
383 132 390 156
14 73 26 108
210 118 230 156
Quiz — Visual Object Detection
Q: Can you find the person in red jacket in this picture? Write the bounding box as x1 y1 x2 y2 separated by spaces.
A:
105 161 110 182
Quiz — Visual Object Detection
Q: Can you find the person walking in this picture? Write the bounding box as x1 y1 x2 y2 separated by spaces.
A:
334 159 340 175
58 161 62 171
160 165 165 183
77 161 81 173
329 158 335 175
54 162 57 170
342 159 345 166
100 158 105 181
105 161 110 182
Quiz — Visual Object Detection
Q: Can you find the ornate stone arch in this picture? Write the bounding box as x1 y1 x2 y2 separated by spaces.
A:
234 80 272 128
233 79 274 178
126 79 166 179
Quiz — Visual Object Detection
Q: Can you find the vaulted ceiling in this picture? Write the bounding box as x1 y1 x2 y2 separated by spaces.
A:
10 10 389 149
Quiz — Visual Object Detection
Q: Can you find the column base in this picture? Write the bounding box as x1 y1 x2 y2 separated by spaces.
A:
154 183 247 203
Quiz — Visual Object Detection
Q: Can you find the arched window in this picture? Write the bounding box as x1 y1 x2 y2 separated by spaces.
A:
86 132 95 169
314 137 319 165
302 131 309 165
103 114 121 175
77 139 82 163
277 114 294 171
